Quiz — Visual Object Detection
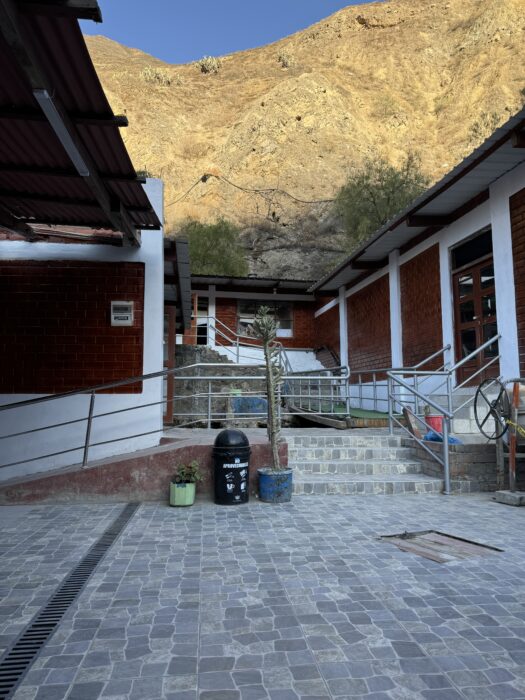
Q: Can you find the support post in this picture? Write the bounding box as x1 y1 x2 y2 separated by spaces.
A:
207 381 212 429
387 376 394 435
510 382 519 492
82 392 96 467
442 416 451 495
338 286 348 369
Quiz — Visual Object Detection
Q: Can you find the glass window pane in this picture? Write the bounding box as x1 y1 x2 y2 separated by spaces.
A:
237 319 252 334
458 274 473 297
278 319 292 330
480 264 494 289
482 293 496 318
238 301 256 316
275 302 290 318
483 323 498 357
460 300 475 323
460 329 477 358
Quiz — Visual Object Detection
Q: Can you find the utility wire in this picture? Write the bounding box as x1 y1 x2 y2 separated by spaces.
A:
165 173 335 208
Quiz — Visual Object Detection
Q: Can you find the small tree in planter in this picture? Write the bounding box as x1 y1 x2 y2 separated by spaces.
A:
170 461 203 507
252 306 293 502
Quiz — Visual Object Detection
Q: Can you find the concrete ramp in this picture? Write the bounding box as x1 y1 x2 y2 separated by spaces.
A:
0 433 286 504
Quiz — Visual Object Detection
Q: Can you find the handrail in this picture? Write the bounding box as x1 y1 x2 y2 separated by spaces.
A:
0 362 266 412
0 363 355 471
386 374 453 419
413 345 451 369
288 365 349 377
385 334 501 494
448 334 500 373
351 345 452 379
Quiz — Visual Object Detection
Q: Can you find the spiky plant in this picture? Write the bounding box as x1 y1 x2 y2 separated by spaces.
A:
252 306 284 470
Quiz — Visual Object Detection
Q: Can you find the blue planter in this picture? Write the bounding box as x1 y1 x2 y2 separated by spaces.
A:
257 468 293 503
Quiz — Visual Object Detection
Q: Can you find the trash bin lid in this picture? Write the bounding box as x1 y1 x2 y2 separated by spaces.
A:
214 429 249 448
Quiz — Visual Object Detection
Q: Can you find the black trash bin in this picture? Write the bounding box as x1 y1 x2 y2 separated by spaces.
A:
213 429 251 505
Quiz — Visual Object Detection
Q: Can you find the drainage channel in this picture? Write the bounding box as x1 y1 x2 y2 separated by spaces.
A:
0 502 140 700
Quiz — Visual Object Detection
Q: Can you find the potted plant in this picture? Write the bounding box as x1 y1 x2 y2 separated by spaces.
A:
252 306 293 503
170 460 203 507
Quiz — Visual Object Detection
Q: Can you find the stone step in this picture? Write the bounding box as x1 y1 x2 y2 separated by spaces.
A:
285 434 404 449
288 446 415 461
292 459 423 476
292 473 443 496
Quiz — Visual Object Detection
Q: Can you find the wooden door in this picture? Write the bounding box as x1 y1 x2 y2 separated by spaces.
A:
453 258 499 385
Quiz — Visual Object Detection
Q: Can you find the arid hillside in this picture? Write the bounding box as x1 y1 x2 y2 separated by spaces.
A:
86 0 525 278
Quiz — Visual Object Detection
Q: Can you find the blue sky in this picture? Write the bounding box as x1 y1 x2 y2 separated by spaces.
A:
82 1 380 64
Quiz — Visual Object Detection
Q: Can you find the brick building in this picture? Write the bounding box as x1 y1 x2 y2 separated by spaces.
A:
311 106 525 404
0 4 189 481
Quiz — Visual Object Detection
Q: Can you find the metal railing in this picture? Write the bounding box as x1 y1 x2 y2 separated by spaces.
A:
387 374 454 494
348 345 451 413
0 361 347 472
386 334 502 491
283 366 350 417
388 334 501 417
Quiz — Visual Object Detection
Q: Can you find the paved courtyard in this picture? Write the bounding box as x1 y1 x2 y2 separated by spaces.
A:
1 495 525 700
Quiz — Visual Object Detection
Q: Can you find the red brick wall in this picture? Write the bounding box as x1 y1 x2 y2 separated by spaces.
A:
511 187 525 375
215 298 238 345
214 298 317 348
347 275 391 374
314 301 340 357
0 260 144 394
400 245 443 368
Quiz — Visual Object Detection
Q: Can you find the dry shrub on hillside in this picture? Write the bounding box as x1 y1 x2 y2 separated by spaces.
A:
140 65 172 86
277 51 295 69
197 56 221 74
468 111 503 147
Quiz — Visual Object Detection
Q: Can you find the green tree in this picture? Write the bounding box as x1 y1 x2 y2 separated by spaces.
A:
335 153 429 252
181 218 248 276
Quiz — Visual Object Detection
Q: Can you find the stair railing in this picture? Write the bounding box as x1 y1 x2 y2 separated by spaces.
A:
387 374 454 494
386 334 501 492
348 345 451 413
283 365 350 417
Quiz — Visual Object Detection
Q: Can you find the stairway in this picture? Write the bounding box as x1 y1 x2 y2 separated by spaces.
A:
286 432 443 495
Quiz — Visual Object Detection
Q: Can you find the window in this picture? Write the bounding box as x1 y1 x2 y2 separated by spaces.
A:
237 301 293 338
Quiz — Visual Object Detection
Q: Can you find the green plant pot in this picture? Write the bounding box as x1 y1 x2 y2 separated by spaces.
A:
169 481 196 507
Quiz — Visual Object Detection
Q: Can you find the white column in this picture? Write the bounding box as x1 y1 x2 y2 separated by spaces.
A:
439 240 455 370
388 250 403 368
490 182 520 379
339 285 348 368
208 285 216 347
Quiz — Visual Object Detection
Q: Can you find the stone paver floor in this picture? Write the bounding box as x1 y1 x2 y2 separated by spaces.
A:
1 495 525 700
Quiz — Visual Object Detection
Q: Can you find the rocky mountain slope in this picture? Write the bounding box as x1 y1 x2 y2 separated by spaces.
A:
86 0 525 278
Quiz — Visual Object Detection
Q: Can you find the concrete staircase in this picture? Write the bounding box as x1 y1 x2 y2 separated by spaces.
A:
287 432 443 495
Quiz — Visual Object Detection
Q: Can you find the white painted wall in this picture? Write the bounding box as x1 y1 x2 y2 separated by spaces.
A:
0 179 165 482
489 162 525 380
338 286 349 369
388 250 403 368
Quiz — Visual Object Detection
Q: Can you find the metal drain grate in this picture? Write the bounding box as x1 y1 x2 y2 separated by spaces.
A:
0 502 139 700
381 529 503 563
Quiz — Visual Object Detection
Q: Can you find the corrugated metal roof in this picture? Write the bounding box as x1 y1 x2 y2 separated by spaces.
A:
312 107 525 292
190 274 315 292
0 3 160 239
